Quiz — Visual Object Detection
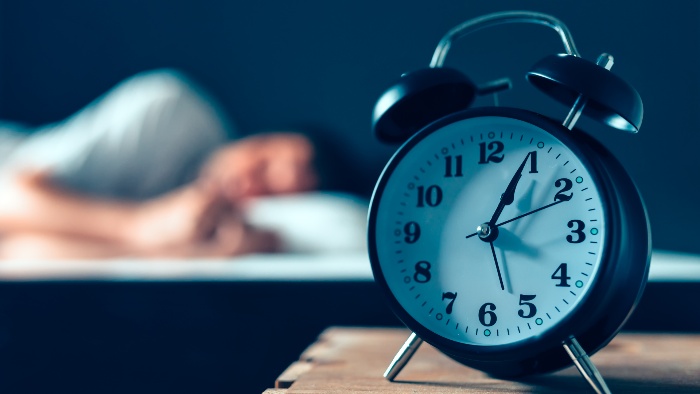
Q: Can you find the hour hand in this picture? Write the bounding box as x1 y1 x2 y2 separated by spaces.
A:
489 151 535 225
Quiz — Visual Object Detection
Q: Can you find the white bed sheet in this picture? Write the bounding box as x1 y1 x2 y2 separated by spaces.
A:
0 249 697 283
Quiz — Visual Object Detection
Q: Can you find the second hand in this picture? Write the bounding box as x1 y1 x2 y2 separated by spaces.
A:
466 199 565 239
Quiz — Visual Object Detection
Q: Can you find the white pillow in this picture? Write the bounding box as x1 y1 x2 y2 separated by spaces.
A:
244 192 369 253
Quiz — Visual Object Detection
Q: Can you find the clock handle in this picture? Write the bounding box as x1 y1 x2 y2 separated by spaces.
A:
384 331 424 381
563 336 612 394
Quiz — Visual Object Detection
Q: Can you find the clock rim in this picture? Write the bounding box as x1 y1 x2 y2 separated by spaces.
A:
367 106 651 373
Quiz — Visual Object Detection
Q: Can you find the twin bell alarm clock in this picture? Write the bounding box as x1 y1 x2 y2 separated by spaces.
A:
367 11 650 394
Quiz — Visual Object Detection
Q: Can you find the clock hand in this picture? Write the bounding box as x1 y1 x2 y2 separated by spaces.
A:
496 200 564 227
489 241 505 291
465 199 566 239
488 151 535 226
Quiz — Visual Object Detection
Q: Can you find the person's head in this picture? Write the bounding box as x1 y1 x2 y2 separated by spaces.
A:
199 132 318 201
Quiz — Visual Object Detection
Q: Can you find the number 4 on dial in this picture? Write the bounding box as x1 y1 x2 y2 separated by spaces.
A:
552 263 571 287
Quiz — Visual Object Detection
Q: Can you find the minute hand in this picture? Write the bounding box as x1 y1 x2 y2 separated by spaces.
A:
489 151 534 225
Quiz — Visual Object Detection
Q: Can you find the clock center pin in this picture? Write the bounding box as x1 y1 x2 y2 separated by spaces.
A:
477 222 499 242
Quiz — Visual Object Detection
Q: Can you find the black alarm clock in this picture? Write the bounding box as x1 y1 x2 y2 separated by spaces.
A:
367 11 650 394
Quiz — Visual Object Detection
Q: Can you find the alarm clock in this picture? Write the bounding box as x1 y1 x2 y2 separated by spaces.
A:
367 11 650 394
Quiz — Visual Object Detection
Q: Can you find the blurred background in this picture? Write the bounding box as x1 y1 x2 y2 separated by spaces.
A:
0 0 698 393
1 0 697 252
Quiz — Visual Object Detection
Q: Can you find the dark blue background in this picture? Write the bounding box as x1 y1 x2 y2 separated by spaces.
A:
0 2 699 393
1 0 697 252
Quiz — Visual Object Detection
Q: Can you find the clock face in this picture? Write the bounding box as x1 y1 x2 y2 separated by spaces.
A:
370 113 607 347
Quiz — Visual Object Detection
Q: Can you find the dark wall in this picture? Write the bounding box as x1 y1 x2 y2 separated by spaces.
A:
1 1 698 253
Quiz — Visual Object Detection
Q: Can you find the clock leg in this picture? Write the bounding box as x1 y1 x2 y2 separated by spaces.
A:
562 336 611 394
384 331 423 381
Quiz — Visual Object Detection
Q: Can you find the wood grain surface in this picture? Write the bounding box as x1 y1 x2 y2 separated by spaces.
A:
265 327 700 393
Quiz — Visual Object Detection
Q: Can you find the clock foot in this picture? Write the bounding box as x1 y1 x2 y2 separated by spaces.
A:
562 336 612 394
384 331 423 381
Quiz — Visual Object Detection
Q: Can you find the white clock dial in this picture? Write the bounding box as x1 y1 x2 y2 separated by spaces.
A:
372 115 606 346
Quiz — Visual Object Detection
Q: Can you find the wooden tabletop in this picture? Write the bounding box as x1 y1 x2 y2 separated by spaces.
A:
265 327 700 393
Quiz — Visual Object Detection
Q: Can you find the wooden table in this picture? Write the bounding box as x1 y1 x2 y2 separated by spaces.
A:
265 327 700 393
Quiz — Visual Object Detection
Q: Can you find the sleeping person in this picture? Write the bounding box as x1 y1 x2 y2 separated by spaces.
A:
0 69 363 259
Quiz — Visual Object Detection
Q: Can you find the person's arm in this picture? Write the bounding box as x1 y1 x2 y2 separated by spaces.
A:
0 170 226 249
0 171 141 243
0 217 280 259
